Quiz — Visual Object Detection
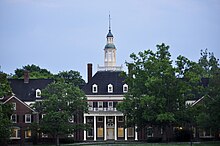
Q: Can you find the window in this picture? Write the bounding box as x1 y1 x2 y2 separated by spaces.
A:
123 84 128 93
87 128 94 137
108 101 113 108
42 114 46 119
25 114 31 123
87 117 93 123
118 127 124 137
128 127 134 137
92 84 98 93
88 101 93 108
36 89 41 97
12 102 16 111
97 117 103 122
97 127 103 137
147 127 153 137
25 129 31 138
108 84 113 93
68 115 74 123
11 127 21 139
98 101 103 108
118 116 124 122
11 114 17 123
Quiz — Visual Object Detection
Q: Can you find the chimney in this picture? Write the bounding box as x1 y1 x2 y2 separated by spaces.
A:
24 70 29 83
87 63 92 82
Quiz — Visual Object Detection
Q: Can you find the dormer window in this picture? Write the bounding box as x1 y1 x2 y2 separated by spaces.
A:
108 84 113 93
92 84 98 93
123 84 128 93
36 89 41 98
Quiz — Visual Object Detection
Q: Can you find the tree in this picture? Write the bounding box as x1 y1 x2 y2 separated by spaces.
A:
0 104 13 146
12 64 53 79
33 82 88 146
54 70 85 87
118 43 185 141
0 72 12 97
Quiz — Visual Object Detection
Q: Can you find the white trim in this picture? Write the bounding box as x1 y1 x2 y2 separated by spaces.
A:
94 116 96 141
11 114 17 123
92 84 98 93
25 114 32 123
3 96 35 112
123 84 128 93
84 116 86 141
84 113 123 117
87 96 124 101
36 89 41 98
108 84 113 93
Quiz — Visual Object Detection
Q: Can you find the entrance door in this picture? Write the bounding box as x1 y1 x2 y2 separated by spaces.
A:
107 128 114 139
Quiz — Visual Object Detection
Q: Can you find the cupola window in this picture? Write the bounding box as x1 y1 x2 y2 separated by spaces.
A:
123 84 128 93
108 84 113 93
36 89 41 98
92 84 98 93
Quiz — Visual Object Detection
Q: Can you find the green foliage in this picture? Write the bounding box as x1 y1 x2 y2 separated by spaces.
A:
54 70 85 87
12 64 53 79
0 71 12 97
0 104 13 145
33 82 88 146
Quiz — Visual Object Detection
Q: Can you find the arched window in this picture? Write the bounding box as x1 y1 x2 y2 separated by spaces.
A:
36 89 41 98
123 84 128 93
108 84 113 93
92 84 98 93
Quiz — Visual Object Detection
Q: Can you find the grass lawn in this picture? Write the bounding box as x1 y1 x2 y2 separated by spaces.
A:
61 142 220 146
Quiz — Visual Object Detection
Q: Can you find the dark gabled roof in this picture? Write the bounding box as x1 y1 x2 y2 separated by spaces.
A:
82 71 125 95
8 79 54 102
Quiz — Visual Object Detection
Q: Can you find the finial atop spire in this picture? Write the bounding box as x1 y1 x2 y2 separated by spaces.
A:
109 12 111 31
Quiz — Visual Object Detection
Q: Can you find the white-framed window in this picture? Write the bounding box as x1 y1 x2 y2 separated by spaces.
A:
88 101 93 108
108 101 113 108
147 126 153 137
128 127 134 137
97 117 103 122
87 117 93 123
11 114 17 123
11 127 21 139
25 129 31 138
87 128 94 137
68 115 74 123
98 101 103 108
12 102 16 111
123 84 128 93
25 114 31 123
108 84 113 93
42 114 46 119
92 84 98 93
36 89 41 98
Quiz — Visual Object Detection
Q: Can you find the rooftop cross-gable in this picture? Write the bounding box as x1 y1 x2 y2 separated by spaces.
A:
82 71 125 95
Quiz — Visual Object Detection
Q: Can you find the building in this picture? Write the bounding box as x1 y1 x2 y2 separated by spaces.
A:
1 75 53 144
81 18 137 141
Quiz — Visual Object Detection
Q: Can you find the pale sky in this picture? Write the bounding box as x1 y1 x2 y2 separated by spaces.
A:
0 0 220 81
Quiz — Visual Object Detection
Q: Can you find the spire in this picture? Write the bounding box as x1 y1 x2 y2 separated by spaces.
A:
109 13 111 31
107 13 113 38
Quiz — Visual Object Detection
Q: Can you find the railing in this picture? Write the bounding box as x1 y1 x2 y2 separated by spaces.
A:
88 107 117 111
97 65 123 71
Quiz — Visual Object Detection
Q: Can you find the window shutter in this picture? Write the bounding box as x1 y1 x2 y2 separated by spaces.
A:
103 102 108 107
17 115 19 123
31 115 34 122
23 115 25 123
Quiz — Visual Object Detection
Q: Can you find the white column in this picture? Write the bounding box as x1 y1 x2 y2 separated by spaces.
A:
104 116 107 140
94 116 96 141
135 126 138 141
125 128 127 140
114 116 117 140
83 115 86 141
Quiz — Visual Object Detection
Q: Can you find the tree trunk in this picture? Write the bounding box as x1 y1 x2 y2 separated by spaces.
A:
56 136 60 146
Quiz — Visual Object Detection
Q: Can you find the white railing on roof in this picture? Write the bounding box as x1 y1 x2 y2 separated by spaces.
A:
98 65 123 71
88 107 117 111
